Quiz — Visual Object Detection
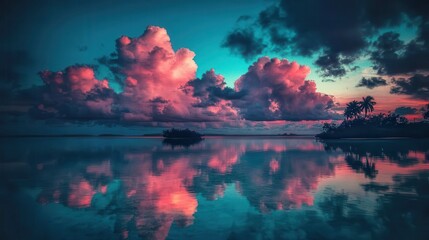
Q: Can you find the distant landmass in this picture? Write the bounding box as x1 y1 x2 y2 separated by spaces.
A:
317 116 429 139
317 97 429 139
1 133 311 138
317 123 429 139
2 134 137 138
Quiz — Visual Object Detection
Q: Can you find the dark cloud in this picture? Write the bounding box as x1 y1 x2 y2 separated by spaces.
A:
209 86 246 100
237 15 252 22
149 97 169 104
370 29 429 75
0 50 33 89
314 52 347 78
183 69 227 107
322 79 335 83
356 77 388 89
97 53 123 87
223 0 429 77
183 69 246 107
394 106 418 116
221 28 266 61
390 74 429 100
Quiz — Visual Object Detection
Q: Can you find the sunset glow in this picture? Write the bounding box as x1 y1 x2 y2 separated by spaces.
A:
1 1 429 240
1 1 428 134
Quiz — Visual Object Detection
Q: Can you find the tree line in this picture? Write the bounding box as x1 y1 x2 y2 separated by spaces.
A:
319 96 429 138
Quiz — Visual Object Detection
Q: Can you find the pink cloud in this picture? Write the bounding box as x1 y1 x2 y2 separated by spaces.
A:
207 146 240 173
114 26 240 123
33 139 336 237
233 57 337 121
67 180 96 208
34 65 117 120
40 65 109 94
30 26 339 128
116 26 198 121
269 159 280 173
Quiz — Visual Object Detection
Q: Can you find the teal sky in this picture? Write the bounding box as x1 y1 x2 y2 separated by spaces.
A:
4 0 273 90
1 0 427 135
2 0 417 93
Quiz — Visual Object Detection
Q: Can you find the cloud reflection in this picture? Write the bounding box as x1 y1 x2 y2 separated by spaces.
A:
1 137 428 239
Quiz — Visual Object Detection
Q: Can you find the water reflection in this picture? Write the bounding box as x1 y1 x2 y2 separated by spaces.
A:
162 138 203 148
1 137 429 239
322 139 429 166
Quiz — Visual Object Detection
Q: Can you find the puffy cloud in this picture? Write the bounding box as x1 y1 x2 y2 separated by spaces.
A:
183 69 245 107
16 26 338 129
234 146 334 211
40 65 109 94
31 65 118 120
207 145 240 174
105 26 240 123
183 69 228 107
114 26 198 122
223 0 429 77
394 106 418 116
31 137 338 237
356 77 388 89
29 26 240 125
390 74 429 100
314 53 348 78
233 57 337 121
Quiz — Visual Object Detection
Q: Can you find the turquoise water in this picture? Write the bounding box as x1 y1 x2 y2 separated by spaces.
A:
1 137 429 240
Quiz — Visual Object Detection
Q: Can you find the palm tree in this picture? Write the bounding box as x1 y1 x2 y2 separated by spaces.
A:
344 100 361 120
359 96 376 118
423 104 429 119
344 107 353 120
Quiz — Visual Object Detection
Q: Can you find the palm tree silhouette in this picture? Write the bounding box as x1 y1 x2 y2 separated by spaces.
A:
423 104 429 119
359 96 376 118
344 100 361 120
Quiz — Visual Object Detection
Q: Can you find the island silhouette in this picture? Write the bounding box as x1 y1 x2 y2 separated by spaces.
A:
162 128 204 148
317 97 429 139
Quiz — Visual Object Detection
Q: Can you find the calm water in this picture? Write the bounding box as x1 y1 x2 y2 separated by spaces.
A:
1 137 429 240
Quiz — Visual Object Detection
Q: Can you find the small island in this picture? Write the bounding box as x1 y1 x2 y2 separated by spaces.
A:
281 133 299 136
316 96 429 139
162 128 203 139
162 128 204 148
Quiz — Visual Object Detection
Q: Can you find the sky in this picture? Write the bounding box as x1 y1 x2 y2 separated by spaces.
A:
1 0 428 135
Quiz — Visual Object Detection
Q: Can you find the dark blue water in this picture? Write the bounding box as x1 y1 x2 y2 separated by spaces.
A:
1 137 429 240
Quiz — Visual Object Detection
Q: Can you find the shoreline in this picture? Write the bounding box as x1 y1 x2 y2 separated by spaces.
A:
0 134 315 138
3 134 427 140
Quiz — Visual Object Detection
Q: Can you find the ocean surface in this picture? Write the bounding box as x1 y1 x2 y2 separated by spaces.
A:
1 137 429 240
